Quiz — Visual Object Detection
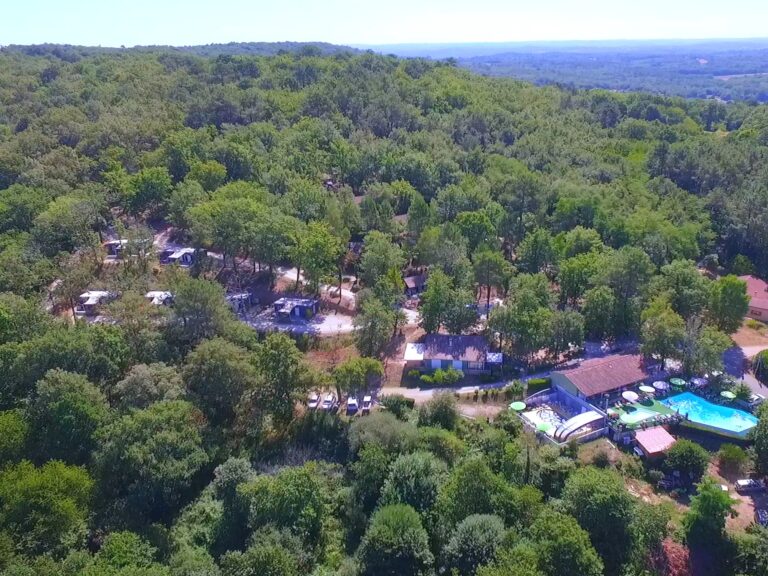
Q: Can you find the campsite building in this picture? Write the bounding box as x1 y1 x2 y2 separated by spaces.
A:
550 354 653 403
403 274 427 296
273 297 319 320
740 275 768 321
404 334 503 374
77 290 115 316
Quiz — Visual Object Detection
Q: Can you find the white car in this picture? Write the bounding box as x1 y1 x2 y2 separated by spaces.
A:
347 397 359 415
307 392 320 410
362 395 372 414
321 393 337 411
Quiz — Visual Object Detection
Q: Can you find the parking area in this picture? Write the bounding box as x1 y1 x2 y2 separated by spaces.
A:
244 307 355 336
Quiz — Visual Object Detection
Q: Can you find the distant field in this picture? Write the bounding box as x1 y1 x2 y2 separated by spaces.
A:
363 39 768 102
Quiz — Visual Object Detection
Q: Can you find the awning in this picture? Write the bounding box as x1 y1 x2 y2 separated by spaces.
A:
635 426 676 457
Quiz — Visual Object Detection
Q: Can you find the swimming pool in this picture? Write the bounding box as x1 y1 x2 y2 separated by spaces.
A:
661 392 758 438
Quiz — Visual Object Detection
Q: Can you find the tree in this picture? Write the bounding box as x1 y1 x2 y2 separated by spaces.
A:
107 291 167 364
597 246 655 335
754 403 768 476
187 160 227 192
0 410 27 464
665 439 710 485
251 333 311 425
183 338 259 428
473 248 513 310
93 400 209 526
559 226 604 258
291 221 344 292
680 317 731 376
640 297 685 366
420 268 474 334
684 476 737 547
359 231 405 287
558 252 601 306
352 444 394 513
582 285 616 340
0 460 92 556
708 275 749 334
220 542 297 576
443 514 506 576
240 462 326 546
332 357 383 399
651 259 710 319
113 363 184 411
354 297 396 357
517 228 556 274
169 275 238 346
27 369 109 465
380 451 447 514
528 509 604 576
561 467 635 575
548 310 585 357
357 504 434 576
129 167 173 215
755 350 768 386
456 210 497 252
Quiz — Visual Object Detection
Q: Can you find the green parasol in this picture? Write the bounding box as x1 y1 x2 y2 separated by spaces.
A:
510 401 526 411
669 378 686 388
720 390 736 400
537 422 553 433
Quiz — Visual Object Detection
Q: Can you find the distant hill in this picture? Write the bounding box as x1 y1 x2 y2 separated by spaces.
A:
360 39 768 102
1 41 358 60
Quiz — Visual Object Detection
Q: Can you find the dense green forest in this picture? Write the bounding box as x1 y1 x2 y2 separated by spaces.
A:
1 47 768 576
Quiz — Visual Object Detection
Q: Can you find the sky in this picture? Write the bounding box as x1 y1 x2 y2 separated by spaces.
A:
1 0 767 47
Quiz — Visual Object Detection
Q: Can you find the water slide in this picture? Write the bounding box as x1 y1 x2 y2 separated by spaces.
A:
554 411 604 441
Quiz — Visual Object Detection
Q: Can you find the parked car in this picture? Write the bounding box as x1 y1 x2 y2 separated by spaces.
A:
362 395 372 415
756 509 768 527
735 478 766 493
307 392 320 410
321 393 337 411
346 397 359 415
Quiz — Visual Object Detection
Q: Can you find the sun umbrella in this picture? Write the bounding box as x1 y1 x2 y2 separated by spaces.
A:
720 390 736 400
509 401 526 411
669 378 686 388
691 377 707 388
639 385 655 394
622 391 639 402
653 381 669 391
537 422 553 433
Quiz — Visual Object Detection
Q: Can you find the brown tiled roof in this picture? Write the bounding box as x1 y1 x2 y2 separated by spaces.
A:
739 275 768 310
555 354 649 397
422 334 488 363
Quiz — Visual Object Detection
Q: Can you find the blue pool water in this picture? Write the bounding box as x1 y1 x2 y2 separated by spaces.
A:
661 392 758 437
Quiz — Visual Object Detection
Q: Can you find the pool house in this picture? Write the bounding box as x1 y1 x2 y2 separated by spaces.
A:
520 352 760 450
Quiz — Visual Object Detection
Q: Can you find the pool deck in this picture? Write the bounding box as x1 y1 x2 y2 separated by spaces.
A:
607 398 677 429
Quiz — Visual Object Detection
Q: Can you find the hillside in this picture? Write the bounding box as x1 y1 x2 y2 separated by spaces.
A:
0 48 767 576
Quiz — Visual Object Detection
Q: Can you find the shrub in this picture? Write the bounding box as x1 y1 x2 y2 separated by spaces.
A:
418 392 459 431
503 380 524 400
525 377 551 395
592 449 611 468
733 382 752 401
718 444 748 476
380 395 415 420
647 469 665 486
420 368 464 386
